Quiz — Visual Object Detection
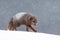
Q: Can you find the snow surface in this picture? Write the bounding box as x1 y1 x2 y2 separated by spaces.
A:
0 30 60 40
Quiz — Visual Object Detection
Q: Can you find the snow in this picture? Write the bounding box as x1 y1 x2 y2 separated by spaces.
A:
0 30 60 40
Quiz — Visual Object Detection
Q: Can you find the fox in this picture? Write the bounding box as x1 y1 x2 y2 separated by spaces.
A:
7 12 37 32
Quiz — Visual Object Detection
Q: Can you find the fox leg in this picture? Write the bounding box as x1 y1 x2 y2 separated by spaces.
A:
26 25 37 32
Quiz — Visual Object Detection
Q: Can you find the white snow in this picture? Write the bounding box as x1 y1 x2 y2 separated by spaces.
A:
0 30 60 40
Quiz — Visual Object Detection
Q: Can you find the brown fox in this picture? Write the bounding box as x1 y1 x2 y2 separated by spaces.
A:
7 12 37 32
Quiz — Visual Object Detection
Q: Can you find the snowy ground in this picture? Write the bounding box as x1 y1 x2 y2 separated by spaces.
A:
0 30 60 40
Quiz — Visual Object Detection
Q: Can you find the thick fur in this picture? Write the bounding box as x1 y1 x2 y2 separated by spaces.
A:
7 12 37 32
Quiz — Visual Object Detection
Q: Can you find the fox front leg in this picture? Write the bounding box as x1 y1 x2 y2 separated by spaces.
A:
27 25 37 32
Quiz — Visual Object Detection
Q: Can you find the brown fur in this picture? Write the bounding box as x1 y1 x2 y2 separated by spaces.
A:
7 13 37 32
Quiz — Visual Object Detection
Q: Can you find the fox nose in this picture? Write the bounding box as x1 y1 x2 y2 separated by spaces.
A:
34 23 37 26
34 24 36 26
35 23 38 26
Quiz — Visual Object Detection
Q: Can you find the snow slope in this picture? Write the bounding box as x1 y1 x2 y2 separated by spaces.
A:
0 30 60 40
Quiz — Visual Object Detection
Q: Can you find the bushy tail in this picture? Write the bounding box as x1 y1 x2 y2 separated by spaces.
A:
7 18 14 30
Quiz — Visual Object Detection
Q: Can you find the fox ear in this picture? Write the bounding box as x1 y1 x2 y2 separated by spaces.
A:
33 16 37 19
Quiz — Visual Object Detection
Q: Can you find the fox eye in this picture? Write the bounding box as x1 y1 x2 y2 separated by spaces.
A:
33 20 35 22
32 20 35 23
